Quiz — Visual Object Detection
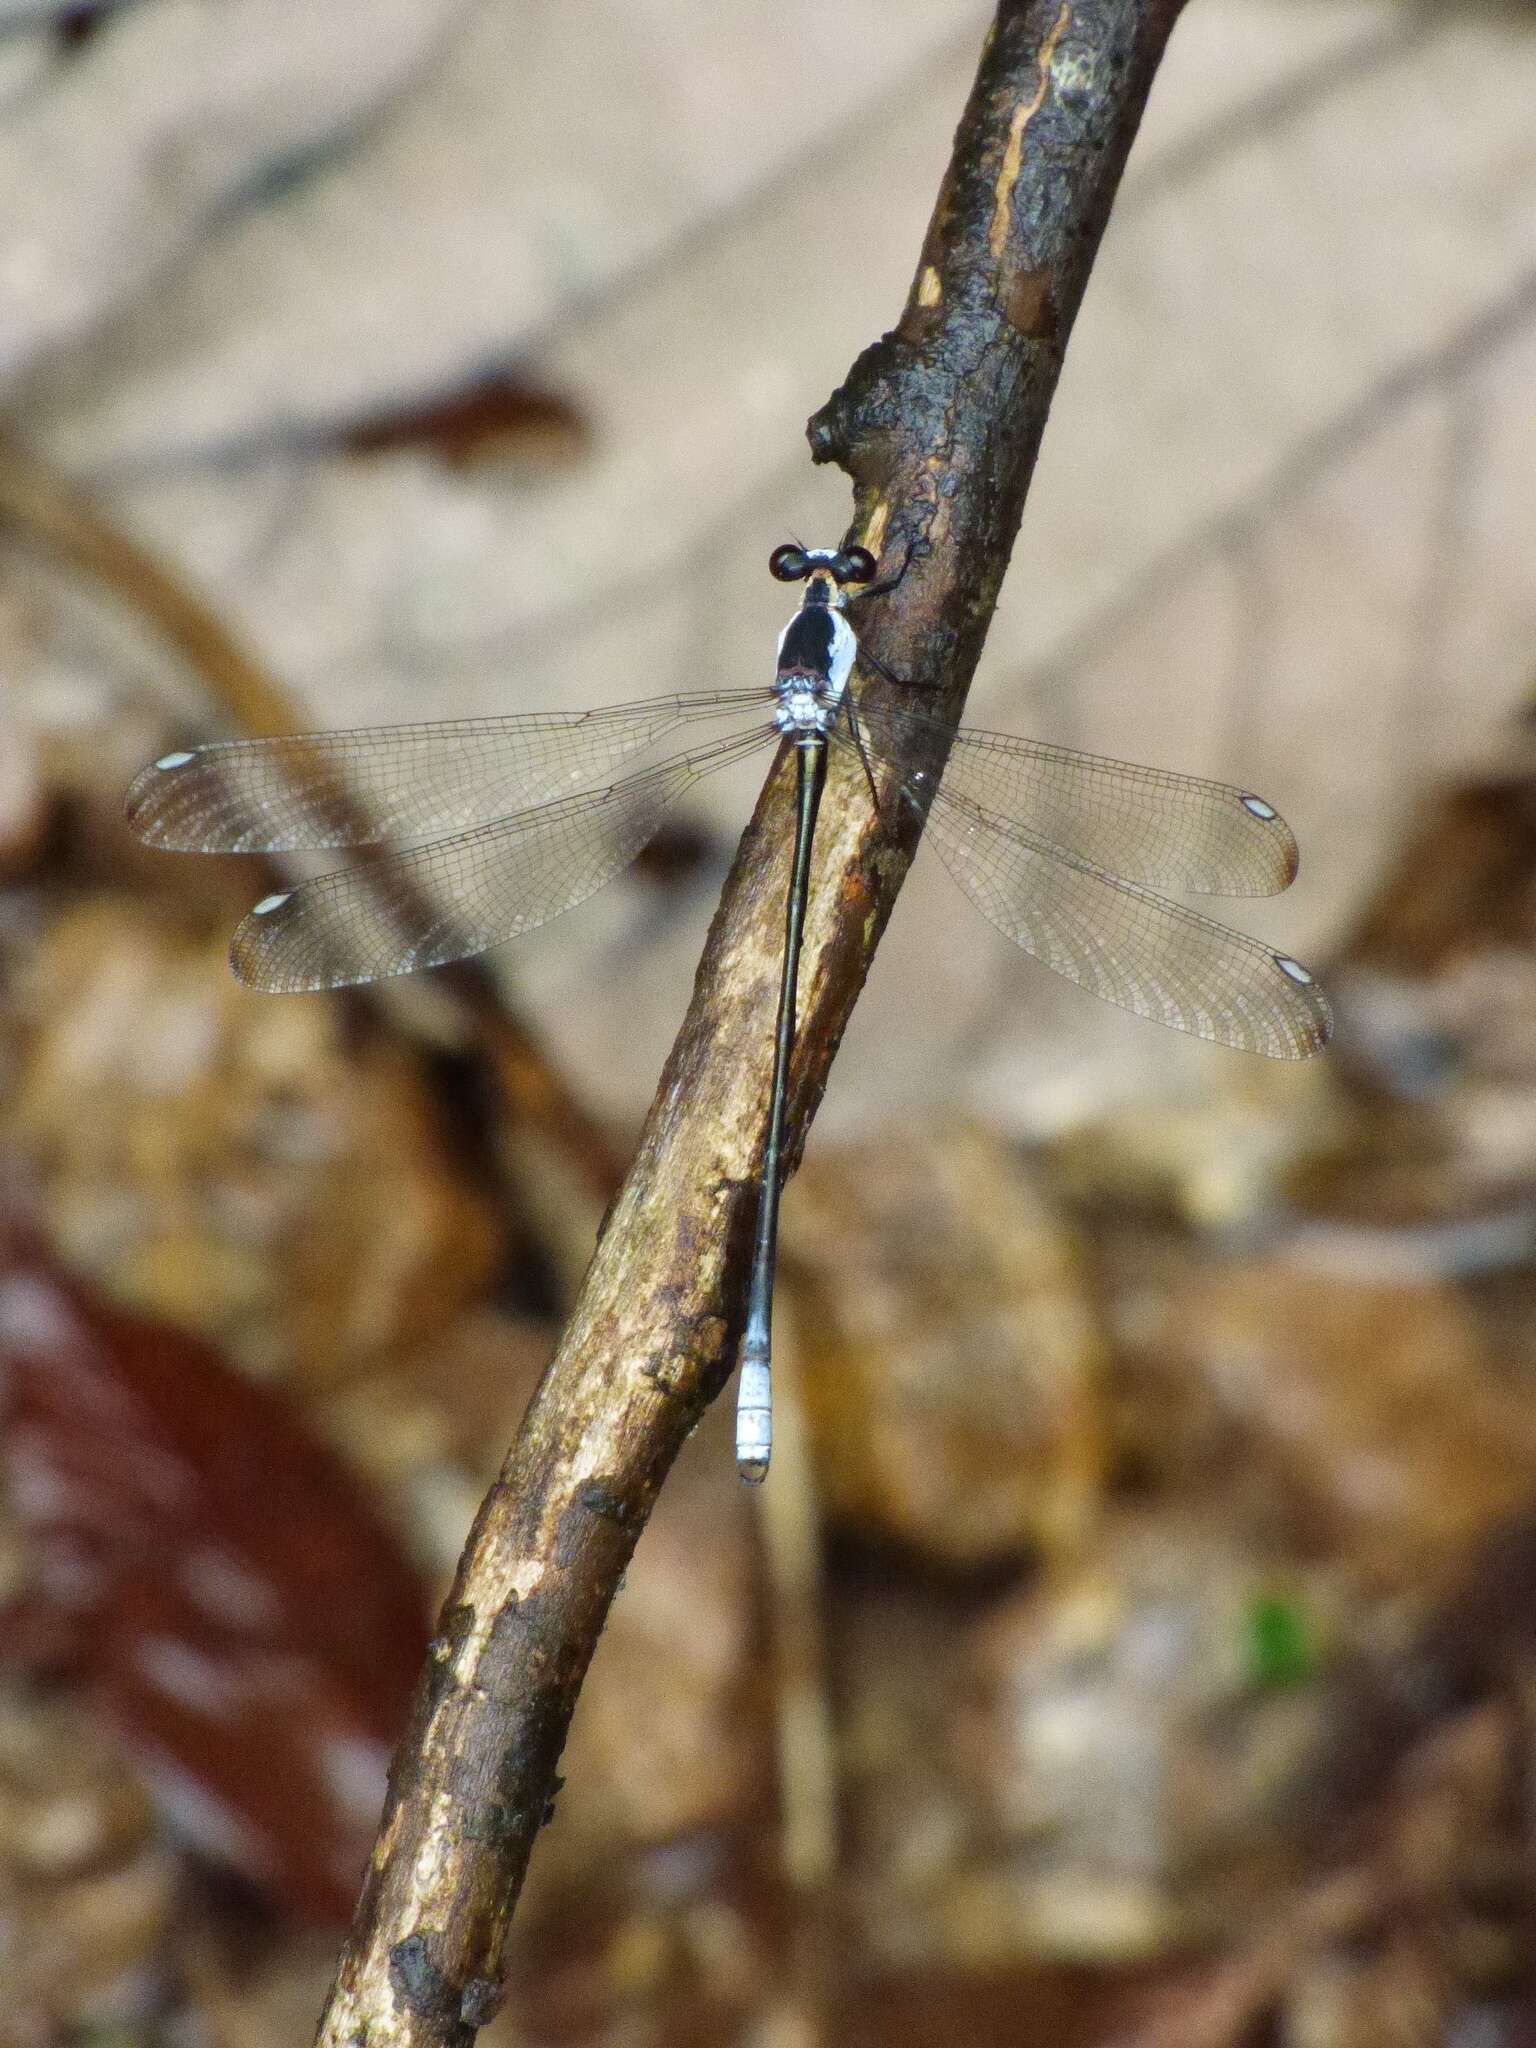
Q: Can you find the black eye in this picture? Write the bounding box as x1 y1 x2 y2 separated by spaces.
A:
769 545 809 582
835 546 877 584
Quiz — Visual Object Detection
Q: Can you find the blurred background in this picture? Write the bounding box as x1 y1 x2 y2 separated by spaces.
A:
2 0 1536 2042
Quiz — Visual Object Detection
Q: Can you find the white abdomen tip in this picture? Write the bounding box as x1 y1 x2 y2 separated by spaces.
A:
736 1356 772 1484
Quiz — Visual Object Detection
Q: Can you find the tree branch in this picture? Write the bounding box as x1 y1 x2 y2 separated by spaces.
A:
315 0 1187 2038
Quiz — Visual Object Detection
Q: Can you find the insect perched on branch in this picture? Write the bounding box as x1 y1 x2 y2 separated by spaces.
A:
128 540 1330 1480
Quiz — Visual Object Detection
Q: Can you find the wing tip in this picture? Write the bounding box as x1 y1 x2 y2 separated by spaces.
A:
1236 790 1301 894
1270 952 1333 1056
230 892 405 996
230 897 321 995
1281 831 1302 892
124 750 197 846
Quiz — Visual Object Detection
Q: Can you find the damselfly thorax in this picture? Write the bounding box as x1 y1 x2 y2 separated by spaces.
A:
771 555 859 737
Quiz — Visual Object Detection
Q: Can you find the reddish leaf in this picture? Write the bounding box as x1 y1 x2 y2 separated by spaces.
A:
0 1227 431 1924
342 373 588 469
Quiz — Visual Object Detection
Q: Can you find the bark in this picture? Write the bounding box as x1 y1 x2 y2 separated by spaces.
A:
315 0 1187 2038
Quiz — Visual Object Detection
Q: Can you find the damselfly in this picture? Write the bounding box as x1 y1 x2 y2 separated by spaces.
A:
126 542 1331 1480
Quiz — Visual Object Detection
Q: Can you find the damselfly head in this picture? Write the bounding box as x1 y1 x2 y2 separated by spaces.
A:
768 542 878 588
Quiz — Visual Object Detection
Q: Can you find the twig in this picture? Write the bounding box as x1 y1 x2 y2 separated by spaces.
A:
0 434 625 1205
313 1 1187 2039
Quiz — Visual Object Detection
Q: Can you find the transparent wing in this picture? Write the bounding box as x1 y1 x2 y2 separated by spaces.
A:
856 699 1299 896
230 727 775 994
916 785 1331 1059
126 690 767 853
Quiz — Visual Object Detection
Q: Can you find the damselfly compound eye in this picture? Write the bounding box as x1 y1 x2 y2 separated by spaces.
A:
769 545 809 582
835 546 877 584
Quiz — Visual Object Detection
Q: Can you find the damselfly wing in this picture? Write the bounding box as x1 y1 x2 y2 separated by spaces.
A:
127 544 1330 1477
